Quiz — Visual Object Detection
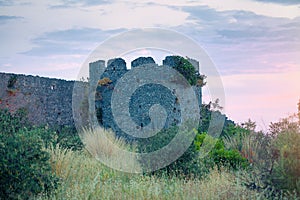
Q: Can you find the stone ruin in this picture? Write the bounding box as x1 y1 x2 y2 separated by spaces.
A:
89 56 202 140
0 56 202 140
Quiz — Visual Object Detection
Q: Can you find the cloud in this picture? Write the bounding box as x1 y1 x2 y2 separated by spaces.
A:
22 28 125 56
32 28 124 43
0 0 189 57
174 6 300 75
0 0 14 6
58 0 111 6
1 0 299 77
0 15 23 23
136 0 300 19
49 0 111 9
0 0 33 7
252 0 300 5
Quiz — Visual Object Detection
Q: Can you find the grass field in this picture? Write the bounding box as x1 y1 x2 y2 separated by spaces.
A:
38 145 260 200
1 108 300 199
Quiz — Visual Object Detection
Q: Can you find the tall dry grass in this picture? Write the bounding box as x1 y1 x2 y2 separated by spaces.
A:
39 144 260 200
79 127 141 173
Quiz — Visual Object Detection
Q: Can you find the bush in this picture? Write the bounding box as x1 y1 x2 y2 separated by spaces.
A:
0 108 30 134
198 103 235 138
0 109 58 199
265 114 300 195
0 108 83 151
137 126 248 178
137 126 212 178
195 133 248 170
270 128 300 195
225 115 300 198
163 56 204 86
49 126 83 151
222 123 275 192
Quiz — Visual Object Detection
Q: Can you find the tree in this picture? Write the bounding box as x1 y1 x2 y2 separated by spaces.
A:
298 99 300 124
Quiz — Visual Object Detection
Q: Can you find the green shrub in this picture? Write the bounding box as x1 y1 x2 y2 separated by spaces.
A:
198 103 236 138
0 108 83 151
222 123 274 191
50 126 83 151
271 129 300 195
0 109 58 199
0 108 30 134
164 56 204 86
18 125 83 151
138 126 248 178
211 147 248 170
249 115 300 196
195 132 248 170
137 126 212 178
226 115 300 198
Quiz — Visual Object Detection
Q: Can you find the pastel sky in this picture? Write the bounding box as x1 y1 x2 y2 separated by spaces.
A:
0 0 299 131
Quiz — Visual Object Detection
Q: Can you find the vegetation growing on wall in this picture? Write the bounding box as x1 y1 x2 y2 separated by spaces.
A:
7 75 17 89
167 56 206 86
98 77 112 86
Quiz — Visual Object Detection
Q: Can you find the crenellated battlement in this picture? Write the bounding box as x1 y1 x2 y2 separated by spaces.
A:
91 56 202 140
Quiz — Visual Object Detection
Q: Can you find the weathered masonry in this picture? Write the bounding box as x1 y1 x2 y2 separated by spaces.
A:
0 56 202 137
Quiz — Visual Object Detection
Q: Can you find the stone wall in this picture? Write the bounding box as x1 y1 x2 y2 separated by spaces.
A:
0 56 202 135
93 56 202 140
0 73 75 127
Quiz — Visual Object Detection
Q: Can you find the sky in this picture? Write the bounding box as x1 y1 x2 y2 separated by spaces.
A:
0 0 299 131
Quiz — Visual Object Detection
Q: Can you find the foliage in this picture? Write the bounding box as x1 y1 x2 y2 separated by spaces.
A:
168 56 205 86
224 108 300 198
7 74 17 88
222 121 274 192
198 101 235 138
137 123 248 178
298 99 300 123
269 115 300 195
38 145 260 200
237 130 300 198
136 126 212 178
22 125 83 151
269 114 299 137
198 103 212 133
134 98 248 177
0 109 58 199
194 132 249 170
51 126 83 151
0 108 83 151
0 108 30 134
38 129 300 200
196 76 206 87
98 77 112 86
